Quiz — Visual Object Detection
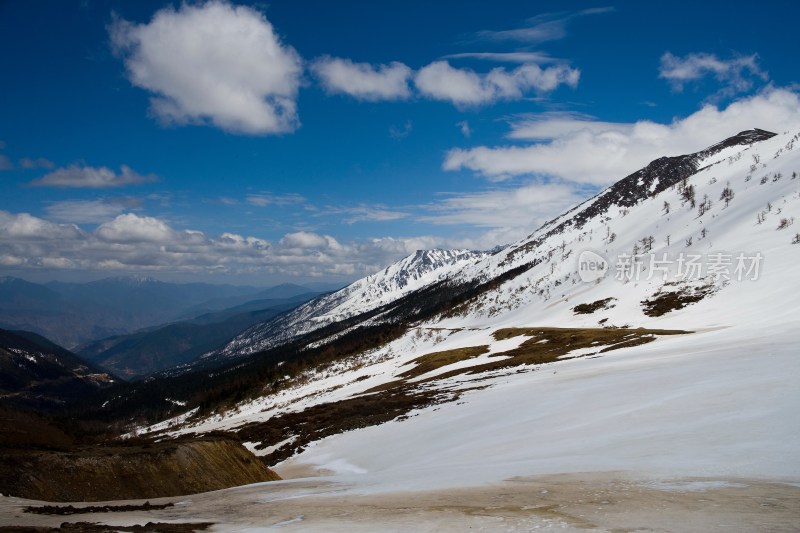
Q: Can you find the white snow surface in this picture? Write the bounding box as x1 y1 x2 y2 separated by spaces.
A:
210 248 488 358
144 129 800 494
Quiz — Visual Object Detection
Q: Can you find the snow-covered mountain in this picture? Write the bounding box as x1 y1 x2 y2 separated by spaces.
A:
198 128 786 365
137 128 800 502
206 248 488 359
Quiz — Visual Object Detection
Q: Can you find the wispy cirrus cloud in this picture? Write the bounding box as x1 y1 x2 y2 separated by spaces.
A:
315 204 409 224
45 198 142 224
19 157 55 170
443 52 556 64
28 164 157 188
246 192 306 207
389 120 413 140
420 181 588 231
475 7 614 44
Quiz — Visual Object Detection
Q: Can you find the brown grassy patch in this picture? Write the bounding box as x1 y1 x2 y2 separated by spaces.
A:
421 327 691 382
642 284 714 317
573 297 616 315
236 386 449 465
398 346 489 380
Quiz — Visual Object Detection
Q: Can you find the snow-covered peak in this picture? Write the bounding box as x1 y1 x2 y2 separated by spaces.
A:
206 248 488 359
367 249 485 292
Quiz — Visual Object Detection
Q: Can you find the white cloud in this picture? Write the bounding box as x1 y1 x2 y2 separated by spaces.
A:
218 232 269 251
0 209 503 280
312 56 412 101
0 155 12 171
29 164 157 188
110 1 302 135
95 213 175 243
659 52 768 96
414 61 579 106
0 211 84 241
280 231 340 250
458 121 472 138
444 88 800 184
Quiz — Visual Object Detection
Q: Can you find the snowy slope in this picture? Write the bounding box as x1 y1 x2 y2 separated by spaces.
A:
141 128 800 495
207 248 488 359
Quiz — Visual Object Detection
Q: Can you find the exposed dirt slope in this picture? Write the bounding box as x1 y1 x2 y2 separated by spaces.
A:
0 436 280 501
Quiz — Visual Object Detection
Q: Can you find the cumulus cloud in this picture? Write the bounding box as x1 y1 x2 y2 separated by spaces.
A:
414 61 579 106
110 1 302 135
0 211 84 241
444 88 800 184
659 52 768 96
280 231 343 250
0 209 508 280
312 56 412 101
29 164 157 188
95 213 175 243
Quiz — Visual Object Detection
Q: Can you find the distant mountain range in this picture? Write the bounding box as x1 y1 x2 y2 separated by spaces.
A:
77 291 321 379
0 276 327 349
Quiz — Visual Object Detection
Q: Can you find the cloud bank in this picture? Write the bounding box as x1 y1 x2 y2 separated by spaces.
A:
444 88 800 184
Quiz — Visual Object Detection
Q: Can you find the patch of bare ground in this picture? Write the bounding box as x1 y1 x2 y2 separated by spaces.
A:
236 386 453 465
3 474 796 532
642 281 716 317
0 522 213 532
572 297 616 315
0 435 279 501
411 326 691 384
397 346 489 380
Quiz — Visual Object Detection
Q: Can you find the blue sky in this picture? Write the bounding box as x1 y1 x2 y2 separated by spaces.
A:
1 0 798 284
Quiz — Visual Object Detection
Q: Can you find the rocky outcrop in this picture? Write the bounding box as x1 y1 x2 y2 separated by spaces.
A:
0 436 280 501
